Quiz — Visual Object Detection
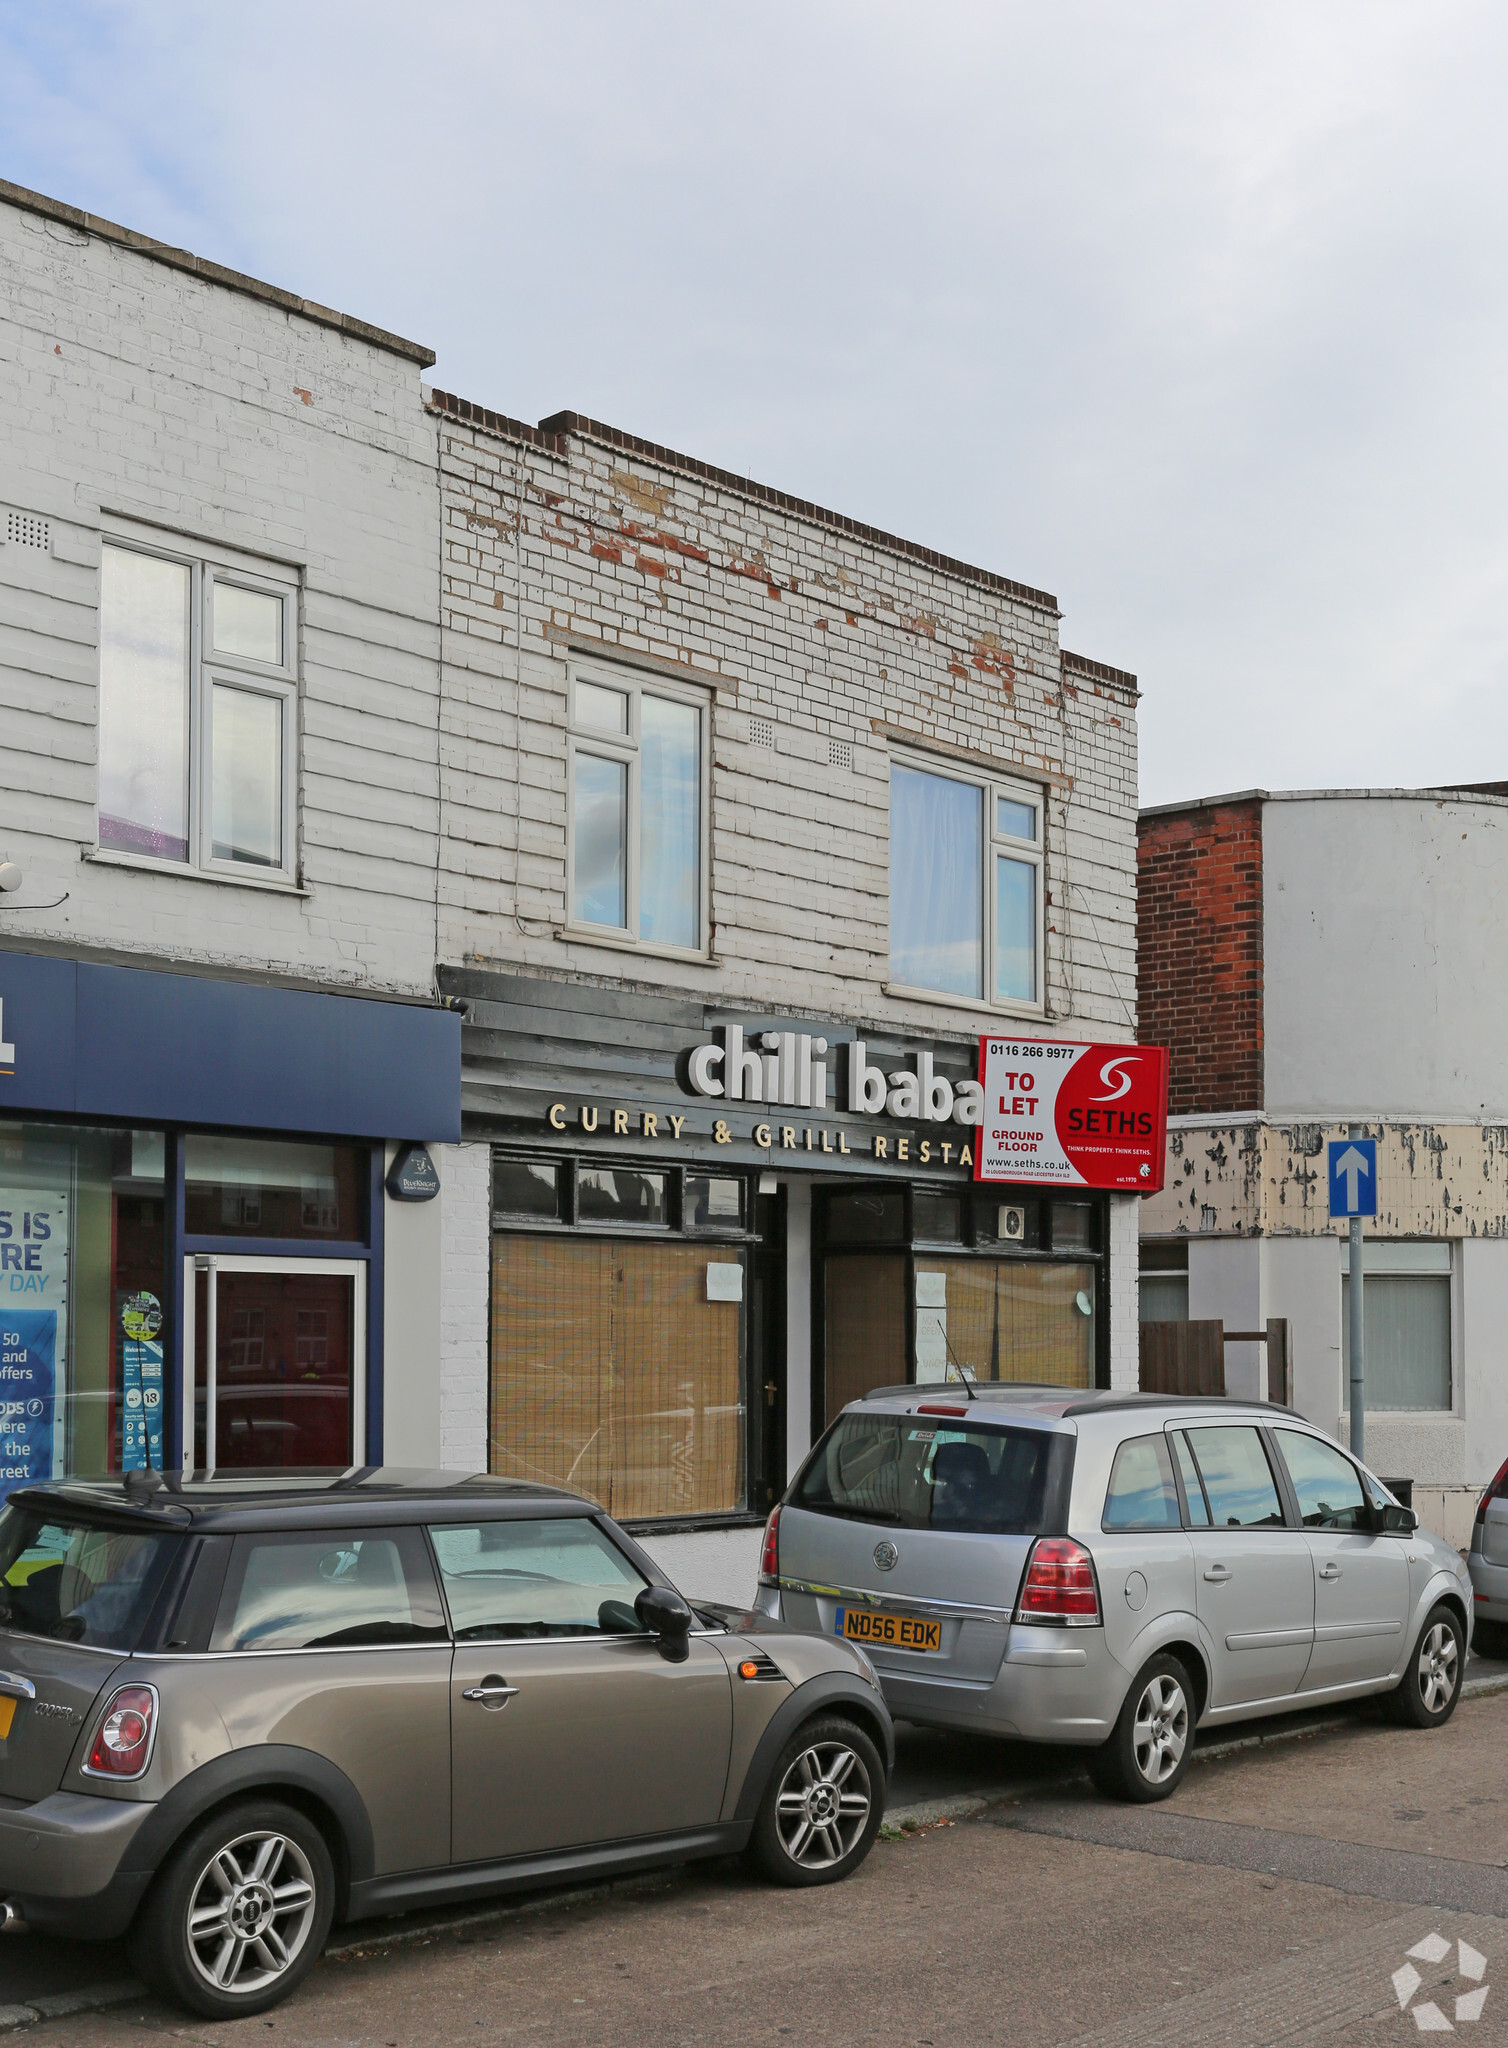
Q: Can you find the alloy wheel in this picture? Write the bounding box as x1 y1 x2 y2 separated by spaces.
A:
774 1740 872 1869
1417 1621 1459 1715
1132 1672 1188 1785
185 1830 319 1997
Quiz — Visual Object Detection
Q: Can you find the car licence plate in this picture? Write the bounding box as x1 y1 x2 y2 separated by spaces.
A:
836 1606 942 1653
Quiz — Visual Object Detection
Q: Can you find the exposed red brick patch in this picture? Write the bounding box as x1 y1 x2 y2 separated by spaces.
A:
1138 800 1264 1115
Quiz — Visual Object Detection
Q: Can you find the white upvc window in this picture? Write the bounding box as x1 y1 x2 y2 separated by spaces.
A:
888 750 1046 1013
96 536 299 886
1340 1241 1454 1414
564 659 711 958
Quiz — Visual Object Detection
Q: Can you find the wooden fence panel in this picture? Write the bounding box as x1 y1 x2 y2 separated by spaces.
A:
1138 1320 1226 1397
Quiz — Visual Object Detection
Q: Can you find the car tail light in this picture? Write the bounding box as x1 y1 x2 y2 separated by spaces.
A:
916 1404 967 1416
759 1506 780 1584
1016 1538 1100 1626
1477 1456 1508 1524
84 1685 157 1780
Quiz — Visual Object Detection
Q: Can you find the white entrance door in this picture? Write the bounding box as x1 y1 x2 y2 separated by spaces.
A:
183 1256 367 1473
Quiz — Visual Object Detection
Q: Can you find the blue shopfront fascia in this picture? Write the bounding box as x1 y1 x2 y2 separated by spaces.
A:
0 950 461 1468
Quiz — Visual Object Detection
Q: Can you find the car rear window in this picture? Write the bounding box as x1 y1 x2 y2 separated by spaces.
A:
211 1529 449 1651
794 1414 1069 1535
0 1508 180 1651
1102 1434 1182 1532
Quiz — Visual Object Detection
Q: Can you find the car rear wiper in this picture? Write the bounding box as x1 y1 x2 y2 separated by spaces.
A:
818 1504 902 1526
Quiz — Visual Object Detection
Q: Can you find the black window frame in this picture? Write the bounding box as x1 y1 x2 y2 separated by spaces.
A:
813 1180 1110 1439
486 1150 769 1530
488 1151 760 1245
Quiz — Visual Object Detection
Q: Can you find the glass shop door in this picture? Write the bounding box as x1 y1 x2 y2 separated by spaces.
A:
183 1256 366 1473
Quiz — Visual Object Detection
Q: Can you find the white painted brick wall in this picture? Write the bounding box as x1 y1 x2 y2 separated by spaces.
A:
438 1141 491 1471
0 191 441 996
431 408 1140 1042
432 404 1142 1463
635 1527 765 1609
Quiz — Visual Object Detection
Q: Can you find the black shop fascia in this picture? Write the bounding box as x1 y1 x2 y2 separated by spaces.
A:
544 1023 987 1173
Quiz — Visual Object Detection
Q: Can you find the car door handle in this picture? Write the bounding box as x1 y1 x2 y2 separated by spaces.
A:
461 1678 519 1709
1318 1563 1343 1581
1203 1565 1232 1583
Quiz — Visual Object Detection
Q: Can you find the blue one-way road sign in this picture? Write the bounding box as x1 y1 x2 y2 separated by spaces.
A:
1328 1138 1377 1218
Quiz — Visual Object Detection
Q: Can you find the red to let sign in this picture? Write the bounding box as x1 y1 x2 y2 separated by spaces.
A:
975 1037 1170 1192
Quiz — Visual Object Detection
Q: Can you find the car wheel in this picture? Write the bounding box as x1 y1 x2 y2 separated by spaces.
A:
1382 1604 1465 1728
129 1799 334 2019
749 1716 885 1887
1089 1652 1193 1803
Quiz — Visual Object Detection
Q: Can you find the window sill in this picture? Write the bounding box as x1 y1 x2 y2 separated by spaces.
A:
620 1511 766 1537
1339 1408 1459 1419
84 848 310 897
884 982 1046 1023
555 925 718 968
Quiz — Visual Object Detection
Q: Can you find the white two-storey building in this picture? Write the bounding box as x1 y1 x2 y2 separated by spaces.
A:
2 177 1144 1601
0 177 458 1489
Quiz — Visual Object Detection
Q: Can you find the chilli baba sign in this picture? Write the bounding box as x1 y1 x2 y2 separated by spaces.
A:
975 1037 1170 1192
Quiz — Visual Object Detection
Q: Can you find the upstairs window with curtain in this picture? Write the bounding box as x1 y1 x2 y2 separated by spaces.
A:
567 663 707 955
97 538 298 885
889 757 1044 1009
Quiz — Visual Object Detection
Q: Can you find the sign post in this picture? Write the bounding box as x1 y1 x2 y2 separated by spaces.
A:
1327 1130 1376 1460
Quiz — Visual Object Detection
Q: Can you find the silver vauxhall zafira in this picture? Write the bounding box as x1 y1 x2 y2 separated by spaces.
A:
0 1471 891 2019
758 1389 1473 1799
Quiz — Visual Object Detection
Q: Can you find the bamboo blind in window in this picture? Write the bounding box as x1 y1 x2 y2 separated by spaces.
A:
823 1254 907 1425
489 1237 745 1519
914 1257 1095 1388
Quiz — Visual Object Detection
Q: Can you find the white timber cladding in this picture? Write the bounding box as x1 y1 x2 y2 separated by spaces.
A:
0 187 441 993
439 1141 492 1473
431 404 1140 1037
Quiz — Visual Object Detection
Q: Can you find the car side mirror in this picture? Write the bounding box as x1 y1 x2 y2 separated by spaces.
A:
1378 1503 1418 1535
634 1585 693 1662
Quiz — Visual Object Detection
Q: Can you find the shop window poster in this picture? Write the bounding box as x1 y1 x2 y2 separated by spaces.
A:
0 1194 68 1500
121 1292 163 1473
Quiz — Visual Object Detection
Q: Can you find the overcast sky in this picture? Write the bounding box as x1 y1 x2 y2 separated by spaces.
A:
5 3 1507 805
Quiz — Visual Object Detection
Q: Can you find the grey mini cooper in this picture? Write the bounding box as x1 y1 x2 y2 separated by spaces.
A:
0 1470 891 2017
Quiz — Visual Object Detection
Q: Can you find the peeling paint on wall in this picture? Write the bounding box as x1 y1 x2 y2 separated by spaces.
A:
1142 1121 1508 1239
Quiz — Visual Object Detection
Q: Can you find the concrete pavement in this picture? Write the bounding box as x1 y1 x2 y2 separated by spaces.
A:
32 1670 1508 2046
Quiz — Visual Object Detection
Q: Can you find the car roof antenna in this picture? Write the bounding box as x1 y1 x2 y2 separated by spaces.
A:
940 1328 978 1399
122 1467 182 1498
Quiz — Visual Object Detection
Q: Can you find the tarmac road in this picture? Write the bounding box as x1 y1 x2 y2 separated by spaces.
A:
49 1669 1508 2047
2 1648 1505 2032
